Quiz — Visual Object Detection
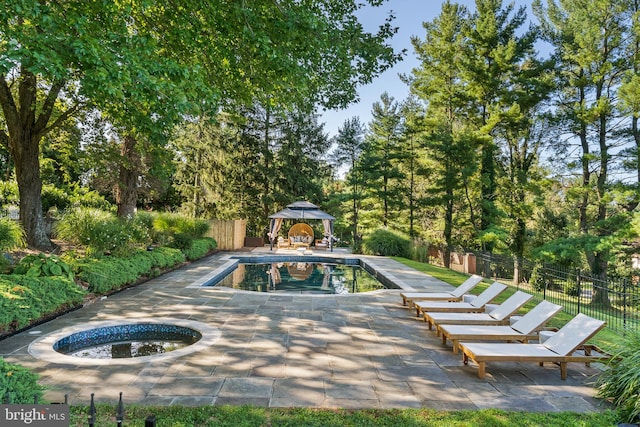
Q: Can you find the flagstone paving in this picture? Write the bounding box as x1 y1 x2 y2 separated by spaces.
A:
0 248 611 412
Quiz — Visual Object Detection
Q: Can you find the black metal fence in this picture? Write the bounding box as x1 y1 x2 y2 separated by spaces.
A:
475 252 640 335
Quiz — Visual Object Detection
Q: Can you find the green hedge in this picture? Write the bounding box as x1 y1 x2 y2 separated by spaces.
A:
73 247 185 294
0 275 86 334
0 357 45 403
183 237 217 260
362 228 411 258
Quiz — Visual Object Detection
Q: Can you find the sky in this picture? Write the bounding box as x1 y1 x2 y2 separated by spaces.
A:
320 0 534 138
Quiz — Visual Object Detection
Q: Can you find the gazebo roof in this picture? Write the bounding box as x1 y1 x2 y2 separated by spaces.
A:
269 201 335 220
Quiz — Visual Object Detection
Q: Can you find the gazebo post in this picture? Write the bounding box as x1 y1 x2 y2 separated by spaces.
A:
268 218 274 251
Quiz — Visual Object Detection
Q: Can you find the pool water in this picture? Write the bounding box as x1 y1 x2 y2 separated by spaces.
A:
53 323 202 359
64 340 193 359
214 262 387 294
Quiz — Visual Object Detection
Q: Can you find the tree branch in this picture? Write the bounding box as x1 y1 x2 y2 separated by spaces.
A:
37 101 83 141
0 74 20 140
34 79 65 134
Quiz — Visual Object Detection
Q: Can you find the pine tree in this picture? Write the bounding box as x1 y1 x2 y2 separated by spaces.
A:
360 93 406 229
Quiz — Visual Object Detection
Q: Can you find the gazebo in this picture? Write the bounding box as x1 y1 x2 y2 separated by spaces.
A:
267 201 336 251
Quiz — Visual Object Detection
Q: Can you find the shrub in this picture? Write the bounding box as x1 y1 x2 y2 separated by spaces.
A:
72 248 185 293
409 239 430 263
362 228 410 258
0 275 85 333
0 358 45 403
564 277 580 297
55 208 151 257
171 232 193 251
12 254 75 281
41 184 71 213
182 237 217 260
68 187 111 210
0 181 18 206
529 263 546 292
0 217 25 251
596 332 640 423
152 213 210 247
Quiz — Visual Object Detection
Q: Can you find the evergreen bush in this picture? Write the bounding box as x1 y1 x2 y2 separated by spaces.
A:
529 263 546 292
0 357 44 403
73 248 185 293
362 228 410 257
0 275 85 333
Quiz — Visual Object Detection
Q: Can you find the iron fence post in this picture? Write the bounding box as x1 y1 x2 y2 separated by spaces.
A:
542 265 547 301
88 393 96 427
116 392 124 427
576 268 581 314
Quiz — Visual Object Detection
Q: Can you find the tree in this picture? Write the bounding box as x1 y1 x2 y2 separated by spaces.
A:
273 111 332 205
407 1 478 266
360 92 406 229
461 0 536 252
398 98 429 239
0 0 402 250
330 117 366 250
617 0 640 211
534 0 631 305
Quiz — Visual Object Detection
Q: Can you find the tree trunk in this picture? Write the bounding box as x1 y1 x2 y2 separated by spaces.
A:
15 132 53 250
0 70 61 251
443 187 453 269
116 135 140 217
480 141 496 252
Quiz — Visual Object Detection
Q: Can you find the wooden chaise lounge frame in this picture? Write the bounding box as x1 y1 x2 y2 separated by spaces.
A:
458 313 610 379
437 300 562 353
413 282 508 319
400 274 483 309
420 290 533 333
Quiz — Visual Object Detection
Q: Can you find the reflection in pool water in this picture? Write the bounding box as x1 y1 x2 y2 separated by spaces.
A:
214 262 387 294
53 324 202 359
65 340 194 359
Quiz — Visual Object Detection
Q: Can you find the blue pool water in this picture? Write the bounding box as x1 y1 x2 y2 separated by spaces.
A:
53 324 202 359
211 262 388 294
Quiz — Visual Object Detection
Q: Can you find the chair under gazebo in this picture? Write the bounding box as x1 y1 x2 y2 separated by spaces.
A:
267 201 336 251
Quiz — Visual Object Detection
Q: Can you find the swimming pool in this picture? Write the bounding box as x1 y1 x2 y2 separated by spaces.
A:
203 256 397 294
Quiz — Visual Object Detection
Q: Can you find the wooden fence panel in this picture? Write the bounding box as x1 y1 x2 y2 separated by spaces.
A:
206 220 246 250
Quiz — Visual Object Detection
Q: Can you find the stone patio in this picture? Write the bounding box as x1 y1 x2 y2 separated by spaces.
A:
0 248 611 412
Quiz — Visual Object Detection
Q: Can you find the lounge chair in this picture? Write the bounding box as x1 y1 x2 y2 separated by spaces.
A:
288 223 314 249
437 300 562 353
458 313 609 379
277 236 291 248
421 290 533 332
413 281 508 319
400 274 483 309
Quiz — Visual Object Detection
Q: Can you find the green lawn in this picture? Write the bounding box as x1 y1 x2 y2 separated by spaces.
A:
392 257 620 350
70 404 618 426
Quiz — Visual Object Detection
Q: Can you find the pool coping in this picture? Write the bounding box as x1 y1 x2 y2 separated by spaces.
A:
28 318 222 366
185 252 414 292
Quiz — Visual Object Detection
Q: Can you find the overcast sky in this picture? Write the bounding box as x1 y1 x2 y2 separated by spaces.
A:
320 0 536 138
